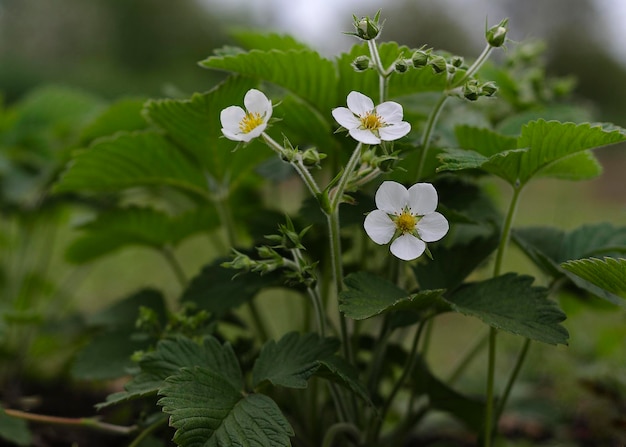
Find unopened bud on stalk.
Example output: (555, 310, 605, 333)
(428, 54, 447, 74)
(480, 81, 498, 97)
(352, 10, 382, 40)
(394, 59, 409, 73)
(463, 80, 481, 101)
(352, 55, 371, 71)
(411, 48, 430, 68)
(451, 56, 464, 68)
(301, 147, 326, 167)
(486, 18, 509, 48)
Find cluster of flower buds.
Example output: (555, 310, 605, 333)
(279, 137, 326, 168)
(361, 147, 399, 173)
(223, 218, 318, 287)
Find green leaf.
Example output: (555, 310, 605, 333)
(454, 124, 518, 157)
(159, 367, 293, 447)
(561, 257, 626, 305)
(513, 223, 626, 275)
(413, 233, 500, 291)
(252, 332, 339, 389)
(53, 131, 209, 199)
(440, 120, 626, 186)
(444, 274, 569, 345)
(98, 335, 240, 409)
(182, 261, 283, 319)
(144, 76, 270, 187)
(200, 49, 338, 114)
(339, 271, 447, 320)
(65, 206, 219, 263)
(316, 356, 372, 405)
(79, 97, 148, 145)
(0, 409, 32, 447)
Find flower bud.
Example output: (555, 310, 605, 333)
(352, 55, 371, 71)
(411, 49, 430, 68)
(352, 11, 382, 40)
(486, 18, 509, 48)
(394, 59, 409, 73)
(451, 55, 464, 68)
(463, 80, 481, 101)
(428, 55, 447, 74)
(301, 147, 326, 167)
(480, 81, 498, 97)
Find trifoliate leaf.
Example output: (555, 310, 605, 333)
(339, 271, 447, 320)
(454, 124, 517, 157)
(79, 97, 148, 145)
(97, 335, 240, 409)
(159, 367, 293, 447)
(252, 332, 339, 389)
(561, 257, 626, 305)
(444, 273, 569, 345)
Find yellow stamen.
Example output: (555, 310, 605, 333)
(395, 210, 417, 234)
(239, 112, 264, 134)
(360, 111, 384, 131)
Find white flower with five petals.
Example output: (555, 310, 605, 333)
(220, 89, 273, 142)
(364, 181, 449, 261)
(332, 91, 411, 145)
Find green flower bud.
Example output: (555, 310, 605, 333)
(480, 81, 498, 97)
(486, 18, 509, 48)
(463, 80, 481, 101)
(428, 55, 447, 74)
(394, 59, 409, 73)
(451, 55, 464, 68)
(352, 55, 371, 71)
(352, 11, 382, 40)
(301, 147, 326, 167)
(411, 49, 430, 68)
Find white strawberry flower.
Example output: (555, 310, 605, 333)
(364, 181, 449, 261)
(332, 91, 411, 145)
(220, 89, 273, 142)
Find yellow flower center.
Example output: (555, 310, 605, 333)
(360, 111, 384, 131)
(395, 210, 417, 234)
(239, 112, 264, 134)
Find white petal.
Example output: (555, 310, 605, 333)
(240, 123, 267, 142)
(221, 128, 245, 141)
(332, 107, 360, 130)
(346, 91, 374, 116)
(376, 101, 404, 124)
(379, 122, 411, 141)
(244, 89, 272, 120)
(375, 181, 408, 214)
(220, 106, 246, 133)
(364, 210, 396, 244)
(417, 212, 449, 242)
(390, 234, 426, 261)
(407, 183, 438, 215)
(349, 128, 380, 145)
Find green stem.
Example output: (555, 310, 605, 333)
(321, 422, 361, 447)
(415, 94, 449, 181)
(454, 44, 493, 88)
(367, 39, 389, 103)
(484, 326, 498, 447)
(213, 188, 237, 250)
(306, 286, 326, 336)
(330, 143, 363, 211)
(484, 185, 523, 446)
(128, 416, 168, 447)
(262, 133, 322, 198)
(496, 338, 531, 419)
(3, 408, 136, 435)
(371, 319, 427, 441)
(446, 330, 490, 385)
